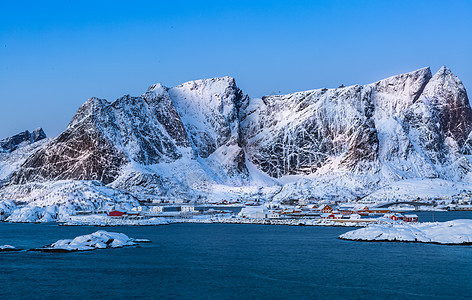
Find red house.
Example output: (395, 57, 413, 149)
(403, 214, 418, 222)
(109, 210, 125, 217)
(384, 213, 403, 221)
(319, 205, 333, 213)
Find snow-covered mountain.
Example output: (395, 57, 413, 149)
(1, 66, 472, 221)
(0, 128, 46, 153)
(0, 128, 48, 186)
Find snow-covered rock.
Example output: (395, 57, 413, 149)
(0, 245, 21, 252)
(0, 128, 46, 153)
(32, 230, 149, 252)
(0, 200, 16, 221)
(339, 219, 472, 244)
(0, 128, 46, 189)
(0, 180, 139, 222)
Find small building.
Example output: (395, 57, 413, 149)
(109, 210, 125, 217)
(307, 204, 318, 210)
(150, 206, 163, 213)
(349, 213, 361, 220)
(321, 213, 334, 219)
(384, 213, 404, 221)
(368, 208, 390, 215)
(454, 205, 472, 211)
(238, 206, 270, 219)
(318, 204, 333, 213)
(181, 205, 195, 213)
(403, 214, 418, 222)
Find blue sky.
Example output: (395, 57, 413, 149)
(1, 0, 471, 138)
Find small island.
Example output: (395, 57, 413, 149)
(339, 219, 472, 245)
(30, 231, 150, 252)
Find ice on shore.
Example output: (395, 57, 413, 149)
(339, 219, 472, 245)
(33, 230, 149, 252)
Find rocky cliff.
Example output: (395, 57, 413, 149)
(0, 128, 46, 153)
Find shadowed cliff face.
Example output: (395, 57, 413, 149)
(9, 127, 127, 185)
(5, 67, 472, 189)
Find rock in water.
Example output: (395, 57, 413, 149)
(31, 230, 149, 252)
(0, 245, 21, 252)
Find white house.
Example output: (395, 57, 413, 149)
(150, 206, 164, 213)
(181, 205, 195, 213)
(238, 206, 270, 219)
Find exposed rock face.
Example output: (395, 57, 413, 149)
(242, 85, 380, 177)
(9, 77, 249, 185)
(167, 77, 249, 161)
(242, 67, 472, 181)
(0, 128, 46, 153)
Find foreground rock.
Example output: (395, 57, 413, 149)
(339, 219, 472, 245)
(0, 245, 21, 252)
(30, 230, 150, 252)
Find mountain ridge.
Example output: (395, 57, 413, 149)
(1, 66, 471, 212)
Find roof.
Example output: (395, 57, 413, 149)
(239, 206, 269, 214)
(404, 214, 418, 218)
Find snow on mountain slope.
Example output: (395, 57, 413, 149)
(0, 138, 50, 182)
(1, 66, 472, 220)
(1, 180, 139, 222)
(167, 76, 249, 177)
(361, 178, 472, 203)
(242, 67, 472, 185)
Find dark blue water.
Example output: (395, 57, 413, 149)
(1, 212, 472, 299)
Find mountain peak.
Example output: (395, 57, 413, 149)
(0, 128, 47, 153)
(147, 83, 169, 93)
(32, 128, 46, 142)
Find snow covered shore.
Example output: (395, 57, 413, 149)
(62, 215, 169, 226)
(58, 216, 374, 227)
(339, 219, 472, 245)
(30, 231, 150, 252)
(172, 217, 376, 227)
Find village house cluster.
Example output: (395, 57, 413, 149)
(237, 202, 419, 223)
(71, 190, 472, 223)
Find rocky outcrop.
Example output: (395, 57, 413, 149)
(0, 128, 46, 153)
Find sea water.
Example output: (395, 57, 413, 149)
(1, 211, 472, 299)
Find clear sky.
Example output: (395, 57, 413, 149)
(1, 0, 471, 138)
